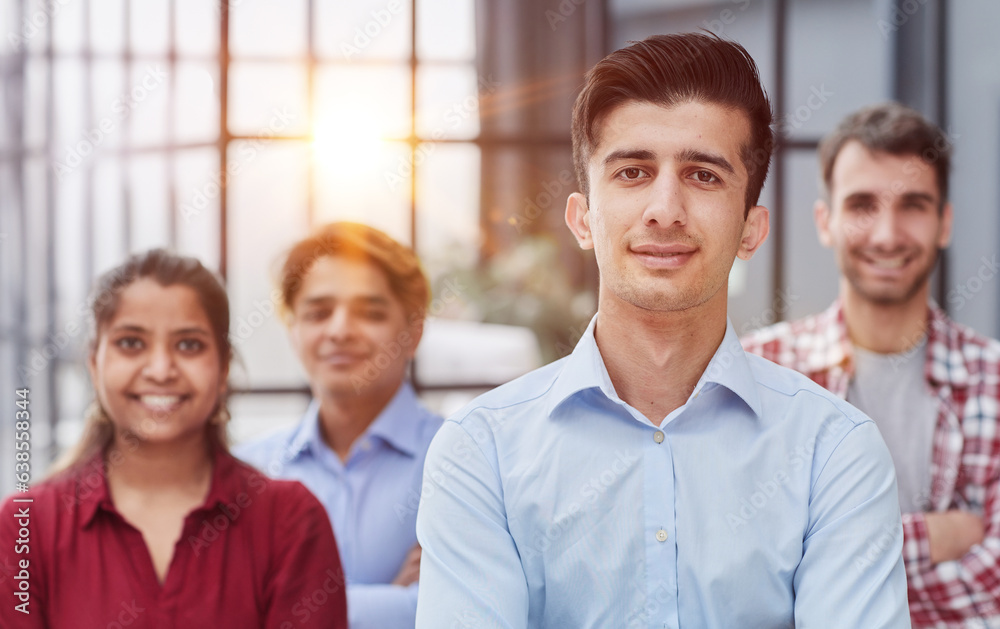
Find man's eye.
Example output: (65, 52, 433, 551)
(619, 167, 647, 180)
(302, 309, 329, 322)
(694, 170, 718, 183)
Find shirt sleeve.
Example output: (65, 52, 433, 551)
(900, 511, 933, 574)
(792, 421, 911, 628)
(347, 583, 417, 629)
(902, 475, 1000, 620)
(263, 482, 348, 629)
(0, 494, 47, 629)
(415, 420, 529, 628)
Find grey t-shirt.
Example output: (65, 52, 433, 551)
(847, 338, 937, 514)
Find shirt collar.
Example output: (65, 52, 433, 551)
(287, 382, 426, 460)
(544, 315, 616, 417)
(926, 300, 970, 387)
(77, 455, 113, 529)
(79, 444, 240, 529)
(804, 299, 853, 376)
(545, 314, 762, 420)
(365, 382, 426, 457)
(817, 298, 968, 388)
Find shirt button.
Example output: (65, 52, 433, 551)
(656, 529, 668, 542)
(653, 431, 665, 444)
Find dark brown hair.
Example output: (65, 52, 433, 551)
(279, 222, 429, 324)
(571, 32, 774, 212)
(818, 102, 951, 205)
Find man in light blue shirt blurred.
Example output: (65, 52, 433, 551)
(415, 33, 910, 628)
(238, 223, 442, 629)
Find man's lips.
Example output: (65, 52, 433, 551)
(857, 251, 914, 273)
(631, 243, 697, 269)
(318, 352, 367, 366)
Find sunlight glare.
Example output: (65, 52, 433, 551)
(311, 107, 389, 173)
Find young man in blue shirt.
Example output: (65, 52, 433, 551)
(415, 33, 910, 627)
(238, 222, 442, 629)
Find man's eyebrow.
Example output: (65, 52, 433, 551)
(301, 295, 391, 306)
(843, 192, 877, 203)
(676, 149, 736, 176)
(602, 149, 656, 167)
(900, 191, 937, 204)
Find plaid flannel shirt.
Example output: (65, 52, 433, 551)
(741, 300, 1000, 628)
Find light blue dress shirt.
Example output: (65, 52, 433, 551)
(237, 382, 442, 629)
(415, 316, 910, 628)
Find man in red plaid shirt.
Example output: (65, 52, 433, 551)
(742, 102, 1000, 627)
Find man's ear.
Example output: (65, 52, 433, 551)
(814, 198, 834, 248)
(565, 192, 594, 250)
(938, 201, 954, 248)
(405, 319, 424, 361)
(737, 205, 770, 260)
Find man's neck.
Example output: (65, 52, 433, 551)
(841, 282, 930, 354)
(595, 295, 727, 426)
(316, 382, 402, 462)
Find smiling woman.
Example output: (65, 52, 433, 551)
(0, 250, 348, 629)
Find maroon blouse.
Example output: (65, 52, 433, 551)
(0, 448, 347, 628)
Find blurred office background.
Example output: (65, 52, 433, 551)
(2, 0, 998, 493)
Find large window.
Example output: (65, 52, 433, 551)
(0, 0, 486, 487)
